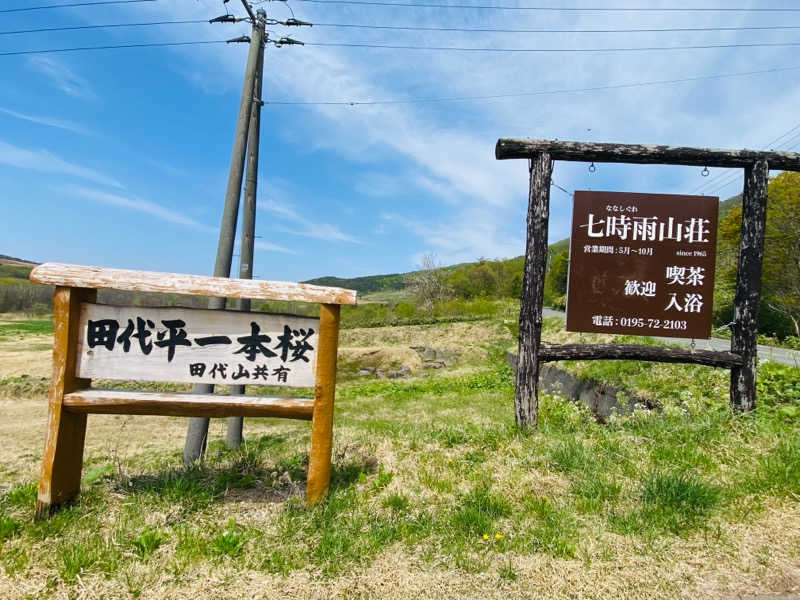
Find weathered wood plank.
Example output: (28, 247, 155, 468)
(63, 389, 313, 419)
(75, 303, 319, 388)
(515, 152, 553, 429)
(36, 286, 96, 520)
(731, 159, 769, 411)
(495, 139, 800, 170)
(29, 263, 358, 305)
(306, 303, 341, 504)
(539, 343, 742, 368)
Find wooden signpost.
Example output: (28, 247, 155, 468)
(495, 139, 800, 427)
(29, 263, 357, 519)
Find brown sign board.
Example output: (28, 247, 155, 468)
(566, 190, 718, 339)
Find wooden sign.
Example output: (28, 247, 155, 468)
(76, 304, 318, 387)
(566, 190, 718, 339)
(28, 262, 357, 519)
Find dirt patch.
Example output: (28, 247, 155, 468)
(339, 346, 424, 371)
(0, 333, 52, 379)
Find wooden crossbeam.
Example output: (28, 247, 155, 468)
(495, 138, 800, 170)
(539, 343, 743, 368)
(63, 389, 314, 420)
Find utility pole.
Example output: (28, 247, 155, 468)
(183, 3, 265, 464)
(226, 18, 265, 450)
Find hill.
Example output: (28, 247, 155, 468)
(0, 255, 37, 280)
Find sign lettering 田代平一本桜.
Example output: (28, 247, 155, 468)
(566, 190, 718, 339)
(76, 304, 318, 387)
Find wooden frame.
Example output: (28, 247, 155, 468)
(496, 138, 800, 426)
(29, 263, 356, 518)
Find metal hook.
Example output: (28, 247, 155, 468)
(701, 166, 710, 177)
(588, 162, 596, 173)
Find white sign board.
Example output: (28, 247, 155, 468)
(76, 304, 319, 387)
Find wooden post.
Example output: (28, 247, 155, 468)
(306, 303, 341, 504)
(731, 159, 769, 411)
(35, 286, 96, 519)
(515, 152, 553, 428)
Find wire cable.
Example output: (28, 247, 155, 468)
(310, 23, 800, 35)
(0, 40, 226, 57)
(286, 0, 800, 12)
(264, 64, 800, 105)
(0, 0, 156, 13)
(305, 40, 800, 52)
(692, 122, 800, 193)
(10, 20, 800, 37)
(0, 20, 208, 36)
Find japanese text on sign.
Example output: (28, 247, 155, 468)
(566, 191, 718, 339)
(76, 304, 319, 387)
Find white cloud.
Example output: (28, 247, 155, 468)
(0, 106, 94, 136)
(258, 182, 364, 244)
(58, 184, 293, 253)
(0, 139, 123, 189)
(27, 55, 97, 100)
(59, 184, 216, 231)
(382, 209, 525, 263)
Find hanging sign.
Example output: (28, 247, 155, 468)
(566, 190, 718, 339)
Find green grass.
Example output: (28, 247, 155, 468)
(1, 316, 799, 596)
(0, 318, 52, 337)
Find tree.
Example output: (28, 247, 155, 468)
(763, 172, 800, 336)
(406, 253, 449, 314)
(715, 172, 800, 337)
(547, 249, 569, 296)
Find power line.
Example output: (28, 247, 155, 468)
(10, 20, 800, 37)
(692, 122, 800, 194)
(305, 40, 800, 52)
(310, 23, 800, 35)
(0, 0, 156, 13)
(264, 64, 800, 105)
(0, 40, 226, 57)
(287, 0, 800, 12)
(9, 38, 800, 57)
(0, 20, 207, 36)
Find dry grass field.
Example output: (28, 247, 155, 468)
(1, 313, 799, 599)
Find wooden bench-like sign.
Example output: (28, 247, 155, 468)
(29, 263, 357, 519)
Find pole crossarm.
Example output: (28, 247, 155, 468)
(495, 138, 800, 170)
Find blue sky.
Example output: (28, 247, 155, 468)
(2, 0, 800, 281)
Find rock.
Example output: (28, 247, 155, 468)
(424, 360, 445, 369)
(505, 351, 659, 421)
(385, 365, 410, 378)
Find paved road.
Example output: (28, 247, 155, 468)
(541, 308, 800, 367)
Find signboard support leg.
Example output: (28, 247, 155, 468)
(730, 159, 769, 411)
(515, 152, 553, 428)
(306, 303, 341, 504)
(35, 286, 96, 520)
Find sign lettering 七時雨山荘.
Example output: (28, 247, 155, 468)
(566, 190, 718, 339)
(76, 304, 318, 387)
